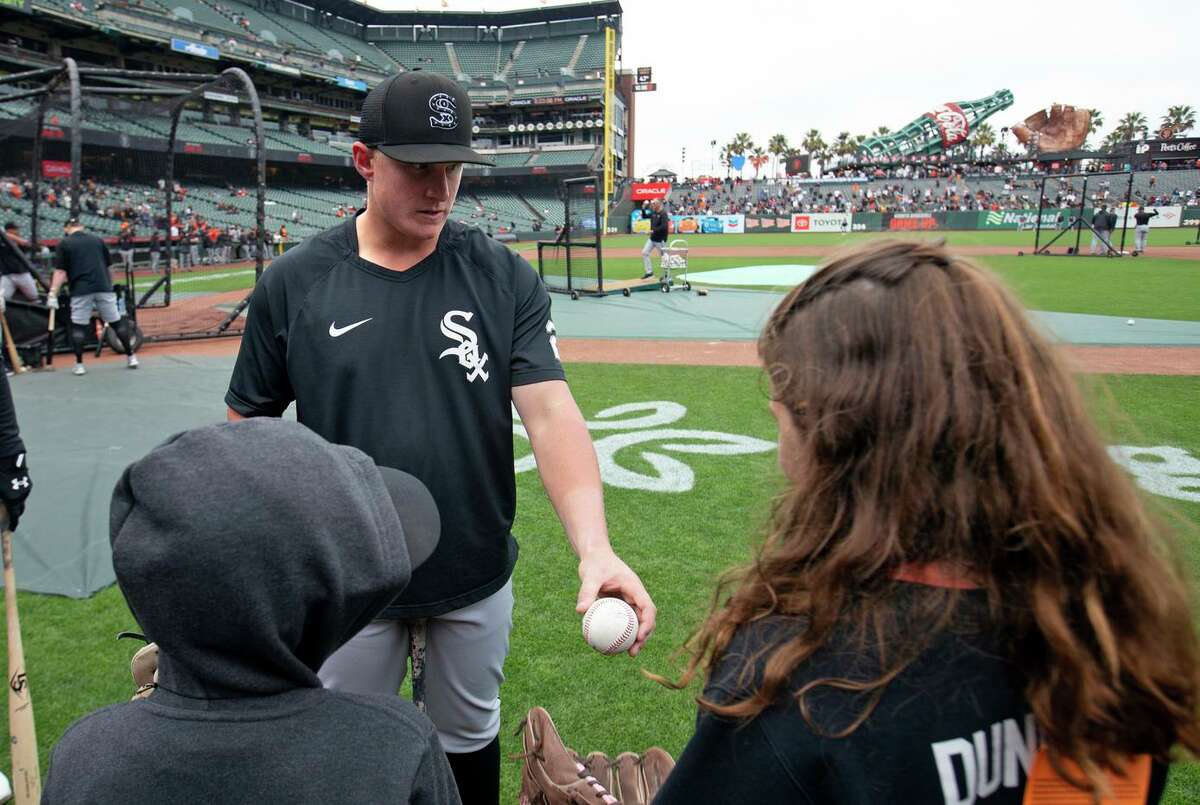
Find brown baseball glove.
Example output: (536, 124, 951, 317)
(1012, 104, 1092, 153)
(517, 707, 675, 805)
(130, 642, 159, 700)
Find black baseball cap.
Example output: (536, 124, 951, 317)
(358, 71, 494, 166)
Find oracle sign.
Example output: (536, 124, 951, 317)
(925, 103, 970, 148)
(631, 182, 671, 201)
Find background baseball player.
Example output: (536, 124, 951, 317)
(47, 218, 140, 375)
(641, 199, 669, 279)
(225, 71, 655, 805)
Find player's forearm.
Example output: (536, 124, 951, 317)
(522, 398, 612, 558)
(49, 269, 67, 295)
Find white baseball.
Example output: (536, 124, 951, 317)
(582, 597, 639, 655)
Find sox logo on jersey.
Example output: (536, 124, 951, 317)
(439, 310, 490, 383)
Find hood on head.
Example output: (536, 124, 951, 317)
(110, 419, 433, 698)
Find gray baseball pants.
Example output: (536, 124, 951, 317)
(318, 578, 513, 754)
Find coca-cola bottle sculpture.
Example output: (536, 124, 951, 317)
(859, 89, 1014, 159)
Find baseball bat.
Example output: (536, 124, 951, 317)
(2, 504, 39, 805)
(44, 307, 54, 368)
(0, 312, 25, 375)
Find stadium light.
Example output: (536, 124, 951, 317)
(508, 124, 516, 133)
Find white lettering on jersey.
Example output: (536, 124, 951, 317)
(328, 318, 373, 338)
(546, 320, 560, 360)
(931, 714, 1038, 804)
(439, 310, 490, 383)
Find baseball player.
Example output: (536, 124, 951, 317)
(641, 199, 669, 279)
(47, 219, 140, 375)
(1, 222, 40, 306)
(225, 71, 655, 805)
(1132, 205, 1159, 255)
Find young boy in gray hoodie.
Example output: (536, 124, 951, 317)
(42, 418, 459, 804)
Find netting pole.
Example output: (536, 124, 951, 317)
(1034, 174, 1046, 253)
(65, 58, 81, 224)
(563, 181, 572, 292)
(1075, 176, 1088, 256)
(1117, 170, 1133, 255)
(211, 67, 265, 330)
(593, 174, 603, 291)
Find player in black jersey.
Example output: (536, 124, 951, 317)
(226, 71, 655, 804)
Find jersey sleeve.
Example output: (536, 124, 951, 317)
(0, 370, 26, 458)
(509, 253, 565, 387)
(225, 278, 295, 417)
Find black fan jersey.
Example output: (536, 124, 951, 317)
(226, 215, 564, 617)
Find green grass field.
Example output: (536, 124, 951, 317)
(4, 364, 1199, 801)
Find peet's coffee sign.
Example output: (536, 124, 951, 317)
(1136, 137, 1200, 160)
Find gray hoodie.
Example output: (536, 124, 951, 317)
(43, 419, 459, 804)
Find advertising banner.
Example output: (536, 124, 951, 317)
(171, 37, 219, 60)
(978, 210, 1066, 230)
(335, 76, 368, 92)
(744, 215, 793, 232)
(630, 213, 651, 234)
(1112, 205, 1182, 229)
(41, 160, 71, 179)
(885, 212, 939, 231)
(696, 214, 745, 234)
(1134, 138, 1200, 161)
(791, 213, 852, 233)
(1183, 207, 1200, 228)
(670, 215, 701, 235)
(630, 182, 671, 201)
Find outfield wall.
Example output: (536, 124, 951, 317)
(629, 206, 1200, 234)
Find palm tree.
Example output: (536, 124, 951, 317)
(871, 125, 891, 138)
(993, 142, 1009, 159)
(750, 146, 769, 178)
(970, 123, 995, 160)
(767, 133, 789, 178)
(802, 129, 826, 173)
(1114, 112, 1148, 141)
(1087, 109, 1104, 137)
(718, 144, 733, 178)
(833, 131, 855, 159)
(729, 132, 754, 178)
(1162, 105, 1196, 134)
(1101, 130, 1124, 153)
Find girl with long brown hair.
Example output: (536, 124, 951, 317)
(652, 240, 1200, 804)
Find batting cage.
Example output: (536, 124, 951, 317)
(0, 58, 266, 359)
(1030, 170, 1134, 258)
(537, 175, 604, 299)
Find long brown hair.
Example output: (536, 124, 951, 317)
(666, 240, 1200, 793)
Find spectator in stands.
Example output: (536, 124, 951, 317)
(117, 227, 136, 274)
(277, 223, 288, 256)
(148, 232, 161, 274)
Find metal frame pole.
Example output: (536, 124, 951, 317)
(1117, 170, 1133, 255)
(1034, 174, 1046, 254)
(1075, 176, 1088, 256)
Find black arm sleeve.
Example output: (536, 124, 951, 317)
(225, 279, 294, 417)
(0, 369, 26, 458)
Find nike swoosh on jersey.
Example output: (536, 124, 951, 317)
(328, 318, 373, 337)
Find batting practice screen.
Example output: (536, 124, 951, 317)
(537, 175, 604, 296)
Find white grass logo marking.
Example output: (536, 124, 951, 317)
(513, 401, 775, 492)
(1108, 446, 1200, 503)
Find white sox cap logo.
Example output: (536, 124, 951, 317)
(439, 310, 489, 382)
(428, 93, 458, 130)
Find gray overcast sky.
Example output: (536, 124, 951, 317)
(371, 0, 1198, 177)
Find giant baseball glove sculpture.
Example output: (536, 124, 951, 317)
(1012, 104, 1092, 153)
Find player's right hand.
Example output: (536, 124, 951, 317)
(0, 452, 31, 531)
(46, 295, 59, 310)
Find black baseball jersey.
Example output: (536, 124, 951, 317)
(226, 216, 565, 617)
(56, 231, 114, 295)
(655, 587, 1168, 804)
